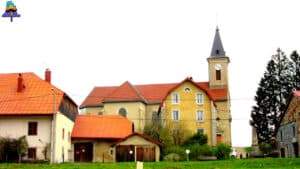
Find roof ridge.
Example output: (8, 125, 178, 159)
(126, 81, 148, 103)
(103, 81, 147, 103)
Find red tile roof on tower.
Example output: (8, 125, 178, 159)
(71, 115, 133, 139)
(80, 77, 228, 108)
(0, 72, 75, 115)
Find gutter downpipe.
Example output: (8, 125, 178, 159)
(50, 88, 57, 164)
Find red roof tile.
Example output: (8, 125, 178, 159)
(80, 78, 228, 108)
(103, 81, 147, 103)
(0, 73, 66, 115)
(71, 115, 132, 139)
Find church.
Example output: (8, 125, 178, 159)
(80, 27, 231, 146)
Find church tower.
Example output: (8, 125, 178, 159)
(208, 27, 232, 145)
(207, 27, 230, 89)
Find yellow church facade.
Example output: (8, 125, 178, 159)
(80, 28, 231, 146)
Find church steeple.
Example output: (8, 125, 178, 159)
(210, 27, 226, 57)
(207, 26, 230, 89)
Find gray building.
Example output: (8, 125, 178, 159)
(277, 122, 298, 157)
(276, 91, 300, 158)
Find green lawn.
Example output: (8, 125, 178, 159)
(1, 158, 300, 169)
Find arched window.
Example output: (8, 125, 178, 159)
(118, 108, 127, 117)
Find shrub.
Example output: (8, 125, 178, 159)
(164, 146, 185, 160)
(213, 143, 232, 160)
(0, 136, 28, 163)
(163, 153, 181, 161)
(187, 144, 213, 160)
(259, 142, 272, 155)
(184, 133, 208, 146)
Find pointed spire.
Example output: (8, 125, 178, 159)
(210, 26, 226, 57)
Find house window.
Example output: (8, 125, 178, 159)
(216, 70, 221, 80)
(118, 108, 127, 117)
(196, 110, 204, 122)
(28, 122, 38, 136)
(172, 110, 180, 121)
(28, 148, 36, 159)
(172, 93, 180, 104)
(293, 126, 296, 137)
(196, 93, 204, 104)
(197, 128, 204, 134)
(62, 128, 65, 140)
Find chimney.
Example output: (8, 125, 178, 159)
(45, 68, 51, 83)
(17, 73, 24, 92)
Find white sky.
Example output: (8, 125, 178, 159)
(1, 0, 300, 147)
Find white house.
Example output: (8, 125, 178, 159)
(0, 69, 78, 163)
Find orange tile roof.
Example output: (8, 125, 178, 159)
(80, 77, 228, 108)
(71, 115, 133, 139)
(113, 132, 162, 146)
(0, 72, 68, 115)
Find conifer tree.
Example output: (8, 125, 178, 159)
(290, 50, 300, 89)
(250, 48, 294, 143)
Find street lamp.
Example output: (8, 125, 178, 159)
(185, 149, 190, 161)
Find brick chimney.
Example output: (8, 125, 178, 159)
(17, 73, 24, 92)
(45, 68, 51, 83)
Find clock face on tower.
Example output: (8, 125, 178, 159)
(214, 64, 222, 70)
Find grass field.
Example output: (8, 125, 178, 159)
(0, 158, 300, 169)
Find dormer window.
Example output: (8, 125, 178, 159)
(172, 93, 180, 104)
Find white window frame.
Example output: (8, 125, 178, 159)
(172, 110, 180, 121)
(196, 110, 204, 122)
(172, 93, 180, 104)
(196, 93, 204, 105)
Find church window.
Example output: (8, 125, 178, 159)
(118, 108, 127, 117)
(216, 70, 221, 80)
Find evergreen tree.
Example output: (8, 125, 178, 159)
(290, 50, 300, 89)
(250, 48, 294, 143)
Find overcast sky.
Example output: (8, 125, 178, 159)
(1, 0, 300, 146)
